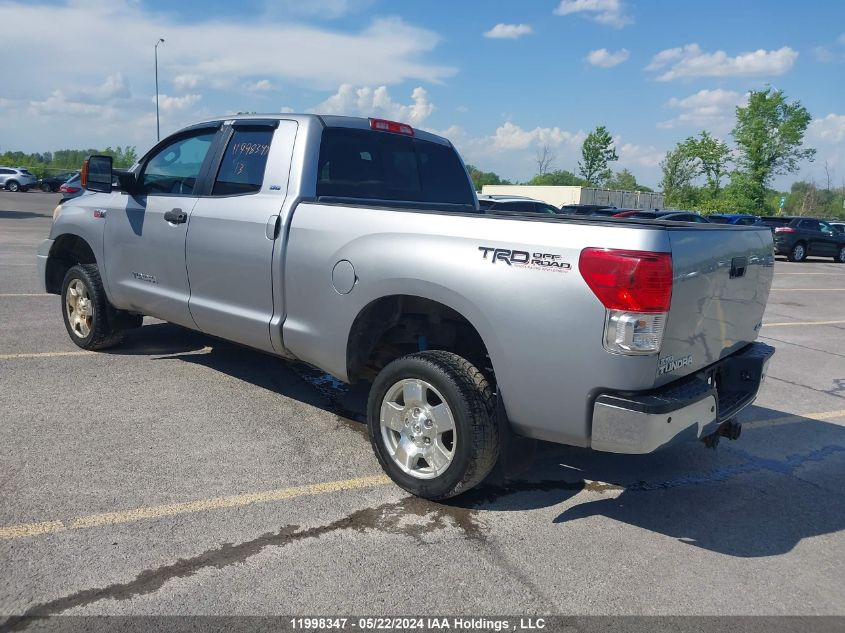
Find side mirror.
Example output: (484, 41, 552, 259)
(82, 155, 113, 194)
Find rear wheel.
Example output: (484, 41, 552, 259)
(836, 245, 845, 264)
(61, 264, 124, 350)
(41, 183, 52, 192)
(367, 351, 499, 499)
(788, 242, 806, 262)
(6, 180, 19, 192)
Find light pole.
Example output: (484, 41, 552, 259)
(154, 38, 165, 142)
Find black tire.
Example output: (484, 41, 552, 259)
(61, 264, 124, 350)
(367, 351, 499, 500)
(788, 242, 806, 262)
(836, 246, 845, 264)
(41, 183, 52, 192)
(6, 180, 19, 192)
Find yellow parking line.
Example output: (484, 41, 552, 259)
(745, 409, 845, 429)
(0, 350, 94, 360)
(1, 475, 391, 540)
(0, 520, 66, 540)
(763, 320, 845, 327)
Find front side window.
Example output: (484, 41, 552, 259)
(139, 131, 216, 196)
(317, 128, 474, 206)
(213, 128, 274, 196)
(820, 221, 833, 235)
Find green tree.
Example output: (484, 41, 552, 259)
(578, 126, 617, 186)
(659, 142, 699, 207)
(732, 88, 815, 211)
(605, 168, 652, 191)
(528, 169, 586, 186)
(465, 164, 511, 192)
(684, 131, 731, 197)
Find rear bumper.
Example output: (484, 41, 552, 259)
(590, 342, 774, 453)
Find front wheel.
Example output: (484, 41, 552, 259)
(61, 264, 124, 350)
(836, 246, 845, 264)
(367, 351, 499, 500)
(788, 242, 806, 262)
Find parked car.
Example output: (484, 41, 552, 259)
(58, 173, 85, 200)
(0, 167, 37, 192)
(38, 114, 775, 499)
(613, 210, 710, 223)
(559, 204, 617, 215)
(707, 213, 758, 225)
(37, 171, 78, 192)
(477, 195, 559, 214)
(756, 216, 845, 263)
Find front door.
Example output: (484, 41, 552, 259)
(103, 128, 218, 328)
(186, 120, 297, 352)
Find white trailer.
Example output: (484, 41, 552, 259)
(480, 185, 664, 210)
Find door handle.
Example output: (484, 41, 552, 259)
(164, 209, 187, 224)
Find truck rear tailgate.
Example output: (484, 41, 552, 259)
(656, 226, 774, 386)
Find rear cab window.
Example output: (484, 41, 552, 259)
(213, 127, 274, 196)
(316, 127, 474, 208)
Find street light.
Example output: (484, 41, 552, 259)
(154, 38, 165, 142)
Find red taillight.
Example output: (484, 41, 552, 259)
(579, 248, 673, 313)
(60, 185, 80, 193)
(369, 118, 414, 136)
(774, 227, 795, 233)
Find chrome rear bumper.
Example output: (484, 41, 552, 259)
(590, 342, 774, 454)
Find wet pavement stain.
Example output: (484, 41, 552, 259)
(1, 498, 483, 629)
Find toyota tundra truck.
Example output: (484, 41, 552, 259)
(37, 115, 775, 499)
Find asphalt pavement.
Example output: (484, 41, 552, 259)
(1, 191, 843, 623)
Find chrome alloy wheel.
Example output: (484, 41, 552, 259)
(65, 278, 93, 338)
(379, 378, 456, 480)
(793, 244, 805, 261)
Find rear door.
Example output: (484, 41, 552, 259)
(798, 219, 827, 255)
(103, 127, 218, 327)
(657, 226, 774, 386)
(186, 119, 297, 353)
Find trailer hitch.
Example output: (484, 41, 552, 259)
(701, 418, 742, 449)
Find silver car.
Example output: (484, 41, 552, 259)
(0, 167, 37, 192)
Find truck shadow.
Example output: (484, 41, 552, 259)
(458, 404, 845, 558)
(121, 324, 845, 559)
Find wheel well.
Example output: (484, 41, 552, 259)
(346, 295, 492, 385)
(45, 234, 96, 294)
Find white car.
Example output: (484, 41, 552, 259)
(0, 167, 37, 192)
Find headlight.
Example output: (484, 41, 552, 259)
(52, 204, 63, 220)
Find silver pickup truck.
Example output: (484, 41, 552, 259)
(37, 114, 775, 499)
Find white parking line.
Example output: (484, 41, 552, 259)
(763, 320, 845, 327)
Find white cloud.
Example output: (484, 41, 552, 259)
(554, 0, 631, 28)
(809, 113, 845, 144)
(245, 79, 274, 92)
(657, 88, 745, 130)
(617, 141, 663, 168)
(487, 122, 585, 151)
(585, 48, 630, 68)
(268, 0, 374, 19)
(280, 106, 295, 113)
(94, 73, 131, 99)
(483, 23, 533, 39)
(173, 73, 201, 91)
(29, 91, 108, 116)
(646, 44, 798, 81)
(308, 84, 434, 125)
(154, 94, 202, 112)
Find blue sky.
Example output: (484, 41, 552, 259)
(2, 0, 844, 189)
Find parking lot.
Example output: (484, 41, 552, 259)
(1, 191, 844, 621)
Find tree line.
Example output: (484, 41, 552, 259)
(468, 88, 842, 219)
(0, 146, 138, 179)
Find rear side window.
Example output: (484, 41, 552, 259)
(491, 201, 536, 213)
(213, 128, 273, 196)
(800, 219, 821, 232)
(316, 128, 473, 206)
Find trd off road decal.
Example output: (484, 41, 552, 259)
(657, 354, 693, 376)
(478, 247, 571, 272)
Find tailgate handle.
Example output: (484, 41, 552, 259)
(730, 256, 748, 278)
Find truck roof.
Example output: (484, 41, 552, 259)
(179, 113, 452, 146)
